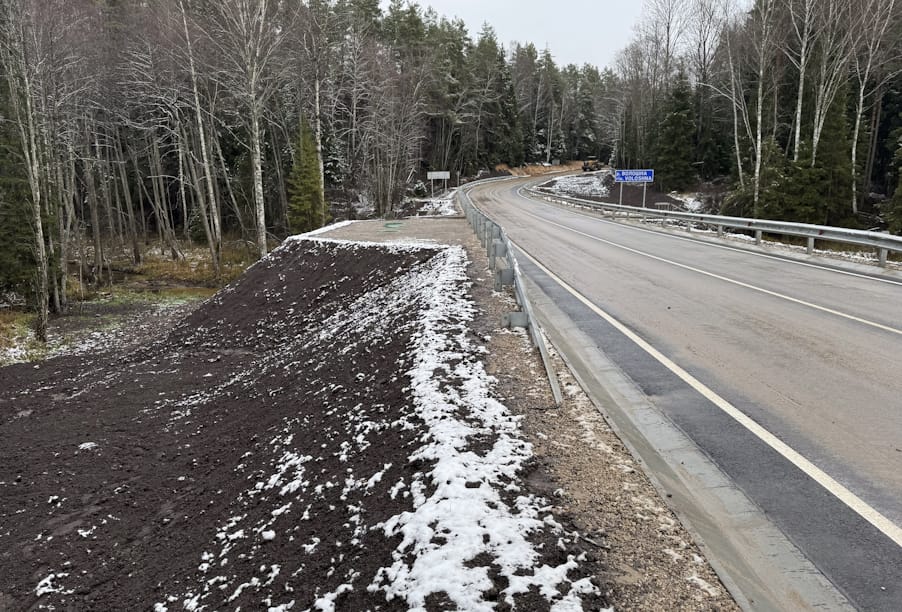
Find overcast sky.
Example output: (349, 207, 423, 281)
(383, 1, 645, 70)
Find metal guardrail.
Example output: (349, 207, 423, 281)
(458, 188, 563, 406)
(529, 188, 902, 268)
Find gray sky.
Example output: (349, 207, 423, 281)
(385, 1, 644, 70)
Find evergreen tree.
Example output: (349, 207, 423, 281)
(287, 116, 326, 234)
(885, 129, 902, 234)
(654, 73, 696, 193)
(0, 78, 35, 300)
(497, 56, 524, 165)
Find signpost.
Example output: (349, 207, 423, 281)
(614, 169, 654, 207)
(427, 170, 451, 197)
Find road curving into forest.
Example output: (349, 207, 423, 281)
(466, 175, 902, 611)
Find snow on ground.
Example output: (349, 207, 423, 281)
(411, 189, 459, 216)
(539, 173, 610, 199)
(300, 219, 359, 237)
(666, 224, 890, 265)
(671, 192, 704, 212)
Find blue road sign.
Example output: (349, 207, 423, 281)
(615, 169, 654, 183)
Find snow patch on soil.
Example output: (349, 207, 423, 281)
(367, 245, 595, 610)
(539, 173, 610, 198)
(299, 220, 358, 237)
(411, 189, 459, 216)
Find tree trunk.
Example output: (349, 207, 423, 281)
(863, 92, 883, 202)
(83, 143, 104, 282)
(753, 65, 765, 216)
(183, 126, 218, 269)
(251, 107, 268, 258)
(180, 0, 222, 271)
(115, 135, 141, 264)
(314, 75, 326, 224)
(850, 80, 869, 216)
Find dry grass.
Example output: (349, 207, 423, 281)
(0, 309, 32, 352)
(134, 243, 254, 286)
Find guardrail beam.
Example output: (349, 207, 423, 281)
(459, 186, 564, 405)
(527, 188, 902, 267)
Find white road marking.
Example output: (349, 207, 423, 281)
(514, 243, 902, 549)
(518, 186, 902, 288)
(515, 207, 902, 337)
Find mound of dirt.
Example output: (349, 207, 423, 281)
(496, 162, 583, 177)
(0, 238, 604, 611)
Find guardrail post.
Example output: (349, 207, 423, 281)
(807, 237, 815, 255)
(494, 267, 514, 291)
(717, 225, 724, 238)
(490, 240, 507, 270)
(489, 225, 501, 257)
(484, 221, 495, 252)
(755, 230, 763, 245)
(502, 311, 529, 329)
(879, 248, 888, 268)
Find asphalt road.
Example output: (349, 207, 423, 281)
(467, 176, 902, 610)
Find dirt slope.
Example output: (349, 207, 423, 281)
(0, 239, 603, 611)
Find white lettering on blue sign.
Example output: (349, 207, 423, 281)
(614, 169, 654, 183)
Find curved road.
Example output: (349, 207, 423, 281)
(468, 176, 902, 610)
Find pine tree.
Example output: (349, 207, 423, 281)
(287, 116, 326, 234)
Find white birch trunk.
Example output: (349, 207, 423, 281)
(179, 0, 221, 274)
(251, 107, 268, 257)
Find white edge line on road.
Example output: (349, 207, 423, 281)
(517, 208, 902, 337)
(514, 241, 902, 549)
(518, 186, 902, 288)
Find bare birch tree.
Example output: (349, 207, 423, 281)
(208, 0, 291, 258)
(0, 0, 96, 337)
(781, 0, 818, 162)
(749, 0, 781, 213)
(808, 0, 856, 166)
(0, 1, 50, 339)
(177, 0, 222, 274)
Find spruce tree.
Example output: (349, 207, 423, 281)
(0, 79, 34, 300)
(886, 132, 902, 234)
(287, 116, 326, 234)
(654, 73, 696, 193)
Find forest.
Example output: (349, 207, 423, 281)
(2, 0, 902, 339)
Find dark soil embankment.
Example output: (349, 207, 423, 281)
(0, 238, 603, 611)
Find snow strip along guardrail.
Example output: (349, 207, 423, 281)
(528, 188, 902, 268)
(458, 187, 564, 407)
